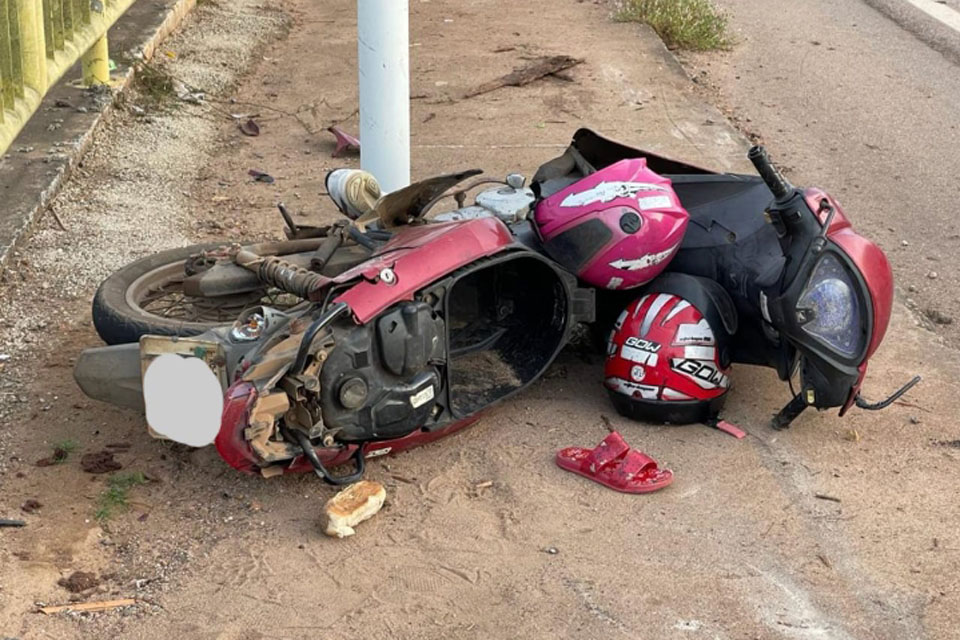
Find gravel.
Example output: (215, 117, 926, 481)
(0, 1, 288, 479)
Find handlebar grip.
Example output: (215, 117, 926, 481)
(748, 146, 793, 202)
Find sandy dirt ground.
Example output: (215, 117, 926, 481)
(0, 1, 958, 639)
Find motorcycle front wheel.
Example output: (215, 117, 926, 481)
(92, 243, 298, 345)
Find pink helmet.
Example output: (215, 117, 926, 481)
(533, 158, 689, 290)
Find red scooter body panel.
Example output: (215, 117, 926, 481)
(215, 379, 483, 475)
(330, 217, 515, 323)
(805, 188, 894, 413)
(217, 217, 514, 475)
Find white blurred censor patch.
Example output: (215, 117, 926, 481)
(143, 353, 224, 447)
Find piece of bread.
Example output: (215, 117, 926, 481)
(323, 480, 386, 538)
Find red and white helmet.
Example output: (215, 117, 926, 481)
(605, 293, 731, 424)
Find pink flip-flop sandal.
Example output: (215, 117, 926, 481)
(556, 431, 673, 494)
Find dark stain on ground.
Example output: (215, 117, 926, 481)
(58, 571, 99, 593)
(35, 447, 69, 467)
(80, 450, 123, 474)
(21, 499, 42, 513)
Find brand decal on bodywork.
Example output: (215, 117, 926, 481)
(409, 385, 435, 408)
(609, 242, 680, 272)
(560, 181, 669, 207)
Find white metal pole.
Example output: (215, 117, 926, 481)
(358, 0, 411, 193)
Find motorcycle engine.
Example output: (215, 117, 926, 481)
(319, 301, 445, 442)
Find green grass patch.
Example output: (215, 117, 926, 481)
(614, 0, 730, 51)
(52, 439, 78, 464)
(94, 472, 148, 522)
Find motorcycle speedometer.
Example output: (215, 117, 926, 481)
(796, 253, 864, 357)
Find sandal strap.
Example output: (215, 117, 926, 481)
(618, 449, 657, 479)
(585, 431, 630, 473)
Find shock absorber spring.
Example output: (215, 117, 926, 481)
(235, 249, 327, 298)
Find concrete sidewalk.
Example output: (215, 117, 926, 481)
(0, 1, 955, 639)
(0, 0, 196, 272)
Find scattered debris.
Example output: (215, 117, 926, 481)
(39, 598, 136, 615)
(0, 518, 27, 527)
(248, 169, 275, 184)
(239, 118, 261, 137)
(814, 493, 841, 503)
(927, 271, 938, 279)
(327, 125, 360, 157)
(844, 428, 861, 442)
(543, 546, 559, 555)
(35, 441, 76, 466)
(324, 480, 386, 538)
(58, 571, 99, 593)
(933, 439, 960, 449)
(81, 450, 123, 474)
(713, 419, 747, 439)
(21, 499, 42, 514)
(924, 308, 953, 325)
(422, 112, 436, 123)
(462, 55, 584, 99)
(817, 553, 832, 569)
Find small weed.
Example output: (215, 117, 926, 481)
(94, 472, 148, 522)
(614, 0, 730, 51)
(134, 62, 177, 107)
(52, 439, 78, 464)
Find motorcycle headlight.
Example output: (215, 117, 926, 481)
(796, 253, 864, 358)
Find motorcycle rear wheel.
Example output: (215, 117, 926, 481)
(92, 244, 296, 345)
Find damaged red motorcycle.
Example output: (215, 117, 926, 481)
(74, 129, 918, 483)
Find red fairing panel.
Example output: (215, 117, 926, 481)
(806, 189, 894, 413)
(331, 218, 515, 323)
(215, 377, 482, 474)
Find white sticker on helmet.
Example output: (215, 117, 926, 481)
(608, 242, 680, 273)
(683, 346, 716, 360)
(664, 299, 691, 322)
(605, 377, 659, 399)
(615, 310, 629, 329)
(670, 358, 729, 390)
(675, 319, 715, 345)
(606, 276, 624, 290)
(641, 293, 675, 337)
(620, 344, 659, 366)
(630, 365, 646, 382)
(560, 181, 668, 207)
(661, 388, 694, 401)
(637, 195, 673, 211)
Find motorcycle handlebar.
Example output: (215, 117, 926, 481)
(748, 146, 794, 202)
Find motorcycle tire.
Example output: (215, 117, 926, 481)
(92, 243, 240, 345)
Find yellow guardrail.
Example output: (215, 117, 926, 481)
(0, 0, 134, 156)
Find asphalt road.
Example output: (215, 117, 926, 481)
(682, 0, 960, 348)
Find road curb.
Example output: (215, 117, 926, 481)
(0, 0, 198, 274)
